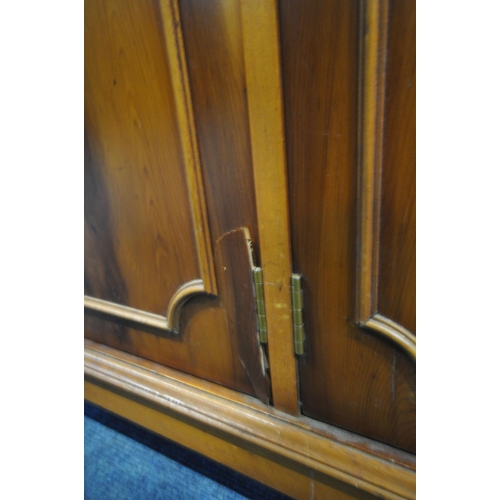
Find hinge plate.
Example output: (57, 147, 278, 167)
(253, 267, 268, 344)
(291, 274, 305, 355)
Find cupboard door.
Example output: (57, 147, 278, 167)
(280, 0, 416, 453)
(85, 0, 416, 454)
(84, 0, 269, 403)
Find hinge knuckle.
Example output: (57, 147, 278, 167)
(291, 274, 305, 355)
(253, 269, 304, 352)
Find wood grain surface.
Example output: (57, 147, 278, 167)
(178, 0, 261, 260)
(85, 0, 269, 403)
(280, 0, 415, 452)
(85, 0, 199, 314)
(377, 0, 416, 335)
(85, 0, 416, 456)
(84, 223, 270, 402)
(158, 0, 218, 295)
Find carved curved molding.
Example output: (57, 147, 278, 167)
(84, 279, 205, 334)
(165, 279, 206, 333)
(362, 313, 416, 361)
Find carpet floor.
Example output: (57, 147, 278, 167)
(85, 401, 291, 499)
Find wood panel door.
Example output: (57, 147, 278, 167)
(84, 0, 271, 404)
(85, 0, 416, 455)
(280, 0, 416, 453)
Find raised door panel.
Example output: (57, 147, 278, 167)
(280, 0, 415, 453)
(84, 0, 208, 322)
(84, 0, 269, 403)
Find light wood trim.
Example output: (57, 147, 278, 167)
(357, 0, 388, 324)
(158, 0, 217, 295)
(85, 341, 415, 500)
(364, 314, 416, 360)
(84, 279, 204, 334)
(165, 279, 206, 333)
(240, 0, 298, 415)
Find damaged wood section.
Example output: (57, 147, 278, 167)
(214, 227, 270, 405)
(85, 225, 270, 404)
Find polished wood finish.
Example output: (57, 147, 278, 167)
(84, 221, 269, 402)
(85, 0, 416, 490)
(280, 0, 415, 452)
(84, 0, 218, 332)
(240, 0, 298, 415)
(85, 0, 200, 314)
(85, 0, 270, 402)
(85, 340, 415, 500)
(377, 0, 416, 335)
(158, 0, 217, 295)
(178, 0, 261, 256)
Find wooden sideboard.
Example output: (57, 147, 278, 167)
(84, 0, 416, 498)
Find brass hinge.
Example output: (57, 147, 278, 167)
(253, 267, 268, 344)
(291, 274, 305, 355)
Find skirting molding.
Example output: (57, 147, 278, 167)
(84, 340, 416, 500)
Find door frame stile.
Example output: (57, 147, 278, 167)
(240, 0, 299, 415)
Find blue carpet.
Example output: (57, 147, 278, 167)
(85, 402, 291, 500)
